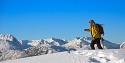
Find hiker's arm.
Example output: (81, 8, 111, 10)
(84, 28, 91, 32)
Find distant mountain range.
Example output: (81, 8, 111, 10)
(0, 34, 120, 51)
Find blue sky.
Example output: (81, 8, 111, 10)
(0, 0, 125, 43)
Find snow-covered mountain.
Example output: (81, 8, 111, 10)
(28, 36, 120, 50)
(120, 42, 125, 49)
(44, 38, 68, 46)
(28, 38, 68, 52)
(0, 34, 121, 62)
(28, 39, 48, 46)
(24, 46, 55, 56)
(0, 34, 119, 51)
(28, 38, 68, 47)
(63, 37, 120, 50)
(0, 34, 22, 50)
(19, 40, 31, 49)
(0, 34, 120, 52)
(63, 37, 90, 50)
(102, 39, 120, 49)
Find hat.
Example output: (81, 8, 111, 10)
(89, 20, 95, 23)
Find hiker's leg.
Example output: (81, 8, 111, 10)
(90, 39, 96, 50)
(96, 38, 103, 49)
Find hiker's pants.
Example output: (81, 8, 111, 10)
(90, 38, 103, 49)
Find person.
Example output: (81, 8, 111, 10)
(84, 20, 103, 49)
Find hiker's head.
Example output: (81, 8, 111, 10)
(89, 20, 95, 26)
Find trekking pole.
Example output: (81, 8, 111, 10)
(101, 37, 104, 49)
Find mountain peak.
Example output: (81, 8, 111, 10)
(0, 34, 17, 41)
(0, 34, 22, 50)
(51, 37, 56, 40)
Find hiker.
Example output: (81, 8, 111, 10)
(84, 20, 103, 49)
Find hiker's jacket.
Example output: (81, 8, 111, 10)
(85, 24, 101, 38)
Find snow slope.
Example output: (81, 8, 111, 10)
(0, 50, 28, 61)
(1, 49, 125, 63)
(0, 45, 56, 62)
